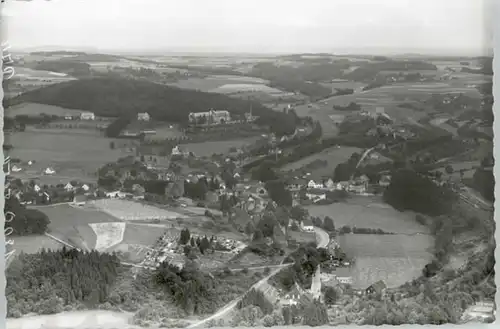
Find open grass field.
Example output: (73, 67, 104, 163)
(281, 146, 361, 173)
(10, 235, 64, 254)
(336, 234, 433, 289)
(5, 102, 85, 118)
(89, 222, 127, 251)
(9, 129, 131, 184)
(183, 137, 260, 157)
(168, 75, 269, 92)
(306, 196, 427, 234)
(13, 67, 76, 80)
(89, 199, 188, 221)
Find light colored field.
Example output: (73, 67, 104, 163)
(183, 137, 260, 157)
(90, 199, 188, 221)
(336, 234, 433, 288)
(281, 146, 361, 173)
(306, 197, 427, 234)
(210, 84, 284, 94)
(89, 222, 126, 251)
(5, 102, 85, 118)
(9, 129, 131, 184)
(13, 67, 76, 79)
(10, 235, 64, 254)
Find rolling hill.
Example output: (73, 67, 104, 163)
(4, 77, 292, 132)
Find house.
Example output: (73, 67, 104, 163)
(171, 146, 184, 156)
(348, 184, 366, 194)
(188, 109, 231, 124)
(331, 267, 353, 285)
(80, 112, 95, 120)
(44, 167, 56, 175)
(334, 181, 350, 191)
(301, 219, 315, 232)
(81, 184, 90, 192)
(33, 184, 41, 193)
(64, 115, 73, 120)
(324, 178, 335, 190)
(282, 282, 313, 306)
(64, 183, 75, 191)
(105, 190, 127, 198)
(366, 280, 387, 295)
(305, 189, 326, 203)
(378, 174, 391, 187)
(11, 165, 22, 173)
(72, 195, 88, 206)
(137, 112, 150, 121)
(307, 180, 324, 189)
(287, 178, 307, 191)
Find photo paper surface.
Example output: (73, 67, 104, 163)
(1, 1, 496, 328)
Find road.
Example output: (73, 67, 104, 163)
(187, 227, 330, 328)
(314, 226, 330, 248)
(186, 264, 291, 329)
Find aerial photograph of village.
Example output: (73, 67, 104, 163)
(2, 0, 496, 328)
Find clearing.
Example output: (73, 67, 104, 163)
(182, 138, 260, 157)
(89, 199, 188, 221)
(9, 234, 63, 254)
(5, 102, 85, 118)
(9, 129, 130, 184)
(89, 222, 127, 251)
(336, 234, 433, 289)
(306, 196, 428, 234)
(281, 145, 362, 174)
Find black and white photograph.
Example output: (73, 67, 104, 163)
(2, 0, 496, 327)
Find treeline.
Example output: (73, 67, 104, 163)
(105, 117, 132, 137)
(338, 225, 395, 235)
(4, 197, 50, 236)
(31, 60, 92, 77)
(6, 77, 294, 136)
(333, 102, 361, 112)
(6, 248, 122, 317)
(384, 169, 457, 216)
(345, 60, 437, 82)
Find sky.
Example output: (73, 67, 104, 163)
(2, 0, 493, 55)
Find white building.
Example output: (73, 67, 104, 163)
(81, 184, 90, 191)
(80, 112, 95, 120)
(137, 112, 150, 121)
(301, 219, 315, 232)
(188, 109, 231, 124)
(44, 167, 56, 175)
(64, 183, 74, 191)
(307, 180, 324, 189)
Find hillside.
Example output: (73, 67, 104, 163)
(4, 77, 291, 132)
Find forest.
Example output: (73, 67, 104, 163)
(6, 248, 122, 317)
(4, 77, 295, 135)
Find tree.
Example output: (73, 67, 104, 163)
(179, 228, 191, 245)
(302, 301, 329, 326)
(290, 205, 308, 222)
(199, 236, 211, 254)
(265, 180, 292, 207)
(253, 229, 264, 241)
(245, 222, 255, 236)
(445, 165, 454, 174)
(324, 287, 338, 305)
(251, 161, 279, 182)
(323, 216, 335, 231)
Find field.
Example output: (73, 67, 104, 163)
(168, 75, 269, 92)
(8, 129, 131, 184)
(13, 67, 77, 80)
(89, 222, 127, 251)
(5, 102, 85, 118)
(183, 137, 260, 157)
(306, 196, 427, 234)
(10, 234, 64, 254)
(281, 146, 362, 174)
(89, 199, 188, 221)
(336, 234, 433, 289)
(293, 73, 487, 137)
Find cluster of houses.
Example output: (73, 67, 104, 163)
(285, 174, 392, 203)
(64, 112, 151, 122)
(10, 180, 94, 205)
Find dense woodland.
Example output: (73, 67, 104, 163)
(6, 249, 122, 317)
(4, 197, 50, 235)
(5, 77, 296, 136)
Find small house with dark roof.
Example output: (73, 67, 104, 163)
(366, 280, 387, 295)
(301, 218, 315, 232)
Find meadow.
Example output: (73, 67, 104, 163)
(9, 235, 64, 254)
(9, 129, 130, 184)
(89, 199, 188, 221)
(5, 102, 85, 118)
(306, 196, 428, 234)
(336, 234, 433, 289)
(281, 146, 361, 175)
(168, 75, 268, 92)
(183, 137, 260, 157)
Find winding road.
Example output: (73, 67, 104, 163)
(187, 226, 330, 328)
